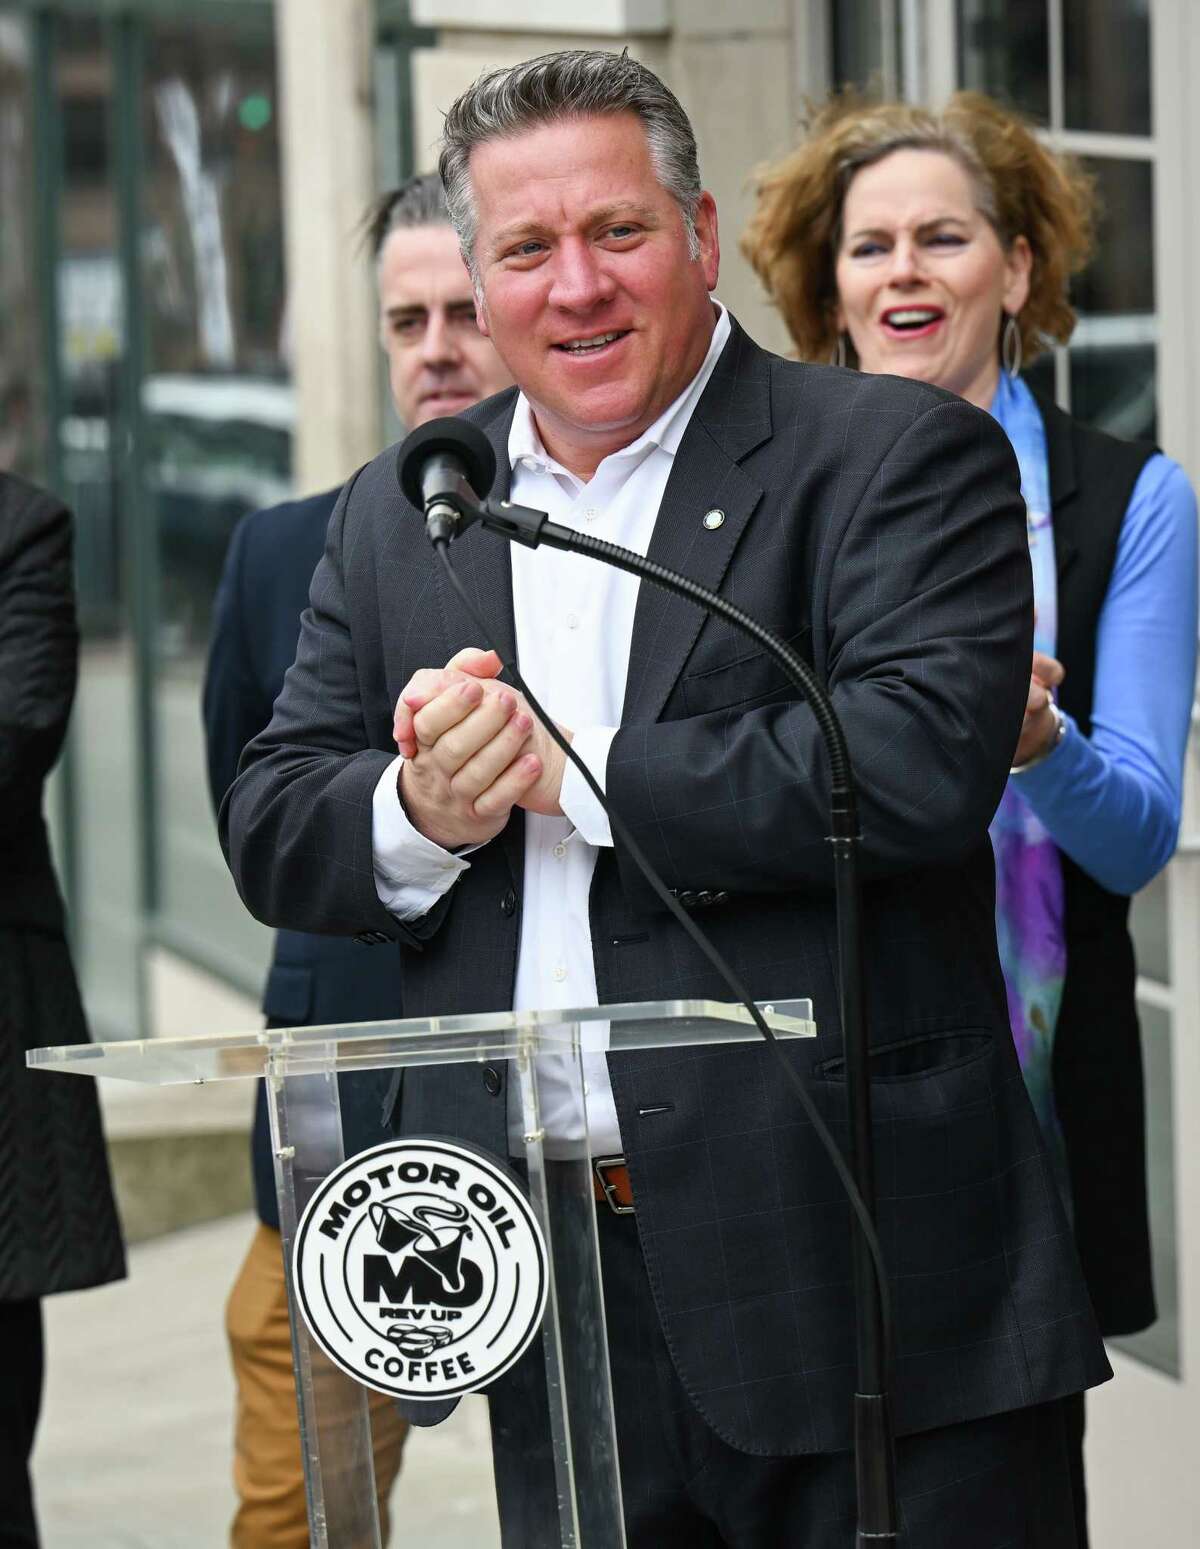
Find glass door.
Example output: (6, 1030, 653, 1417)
(7, 2, 286, 1038)
(0, 14, 44, 482)
(43, 10, 146, 1040)
(136, 9, 285, 993)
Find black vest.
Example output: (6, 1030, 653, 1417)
(1039, 393, 1158, 1337)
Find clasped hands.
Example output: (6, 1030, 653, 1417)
(394, 644, 1061, 847)
(394, 648, 570, 850)
(1013, 650, 1065, 767)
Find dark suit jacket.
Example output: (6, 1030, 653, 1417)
(0, 473, 125, 1301)
(221, 321, 1110, 1454)
(204, 490, 403, 1227)
(1040, 396, 1159, 1337)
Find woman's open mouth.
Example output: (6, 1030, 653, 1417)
(880, 307, 945, 339)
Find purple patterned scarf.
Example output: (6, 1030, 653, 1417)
(988, 374, 1067, 1159)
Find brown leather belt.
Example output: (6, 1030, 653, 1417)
(591, 1155, 635, 1215)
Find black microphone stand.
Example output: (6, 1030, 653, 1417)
(438, 489, 898, 1544)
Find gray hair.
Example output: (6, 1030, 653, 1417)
(439, 49, 703, 278)
(366, 173, 450, 259)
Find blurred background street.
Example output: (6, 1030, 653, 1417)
(34, 1212, 500, 1549)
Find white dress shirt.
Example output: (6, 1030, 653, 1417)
(372, 303, 731, 1156)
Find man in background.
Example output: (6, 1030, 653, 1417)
(202, 171, 512, 1549)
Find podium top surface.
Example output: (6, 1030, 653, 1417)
(26, 998, 815, 1086)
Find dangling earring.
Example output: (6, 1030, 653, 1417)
(1002, 313, 1023, 379)
(833, 332, 848, 369)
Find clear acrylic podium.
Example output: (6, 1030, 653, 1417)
(28, 997, 815, 1547)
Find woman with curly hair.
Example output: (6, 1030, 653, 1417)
(743, 91, 1197, 1544)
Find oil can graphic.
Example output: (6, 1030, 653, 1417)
(293, 1139, 548, 1399)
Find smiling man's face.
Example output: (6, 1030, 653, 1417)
(468, 111, 720, 479)
(378, 222, 513, 428)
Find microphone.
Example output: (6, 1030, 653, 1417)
(396, 417, 497, 544)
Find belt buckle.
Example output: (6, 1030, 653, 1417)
(592, 1154, 635, 1216)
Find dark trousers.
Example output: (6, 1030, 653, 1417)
(489, 1199, 1079, 1548)
(0, 1300, 42, 1549)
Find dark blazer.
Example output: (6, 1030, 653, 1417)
(1040, 395, 1159, 1337)
(204, 491, 403, 1227)
(0, 473, 125, 1302)
(222, 321, 1110, 1454)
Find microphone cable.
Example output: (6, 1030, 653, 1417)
(429, 534, 895, 1380)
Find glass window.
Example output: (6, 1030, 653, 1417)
(0, 14, 44, 481)
(1068, 333, 1156, 443)
(832, 0, 900, 94)
(1111, 1002, 1180, 1377)
(140, 15, 285, 988)
(1022, 350, 1056, 406)
(1062, 0, 1151, 136)
(957, 0, 1050, 124)
(1130, 871, 1170, 986)
(1069, 155, 1156, 441)
(1072, 157, 1155, 318)
(51, 14, 144, 1041)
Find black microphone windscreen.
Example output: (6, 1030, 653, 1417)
(396, 417, 497, 510)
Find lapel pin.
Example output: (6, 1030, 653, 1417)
(702, 508, 725, 530)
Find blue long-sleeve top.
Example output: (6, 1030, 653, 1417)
(1016, 452, 1198, 896)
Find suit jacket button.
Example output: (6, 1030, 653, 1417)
(677, 890, 698, 909)
(482, 1065, 502, 1097)
(696, 890, 715, 907)
(500, 888, 517, 917)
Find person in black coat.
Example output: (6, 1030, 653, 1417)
(0, 472, 125, 1547)
(203, 173, 512, 1548)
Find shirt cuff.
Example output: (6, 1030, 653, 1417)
(560, 727, 617, 848)
(371, 754, 472, 920)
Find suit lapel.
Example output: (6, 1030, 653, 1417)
(432, 396, 519, 665)
(622, 319, 773, 725)
(429, 394, 526, 889)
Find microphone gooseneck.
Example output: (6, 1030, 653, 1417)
(395, 417, 899, 1543)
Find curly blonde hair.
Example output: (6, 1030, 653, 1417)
(741, 91, 1095, 367)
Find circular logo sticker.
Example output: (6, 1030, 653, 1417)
(293, 1138, 548, 1400)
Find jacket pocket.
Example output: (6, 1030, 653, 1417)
(680, 630, 811, 716)
(817, 1029, 993, 1083)
(261, 963, 314, 1025)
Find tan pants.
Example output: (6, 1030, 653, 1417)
(226, 1223, 409, 1548)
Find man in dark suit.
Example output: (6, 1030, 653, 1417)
(222, 52, 1110, 1548)
(203, 173, 512, 1549)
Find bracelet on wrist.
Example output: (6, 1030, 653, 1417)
(1010, 700, 1067, 775)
